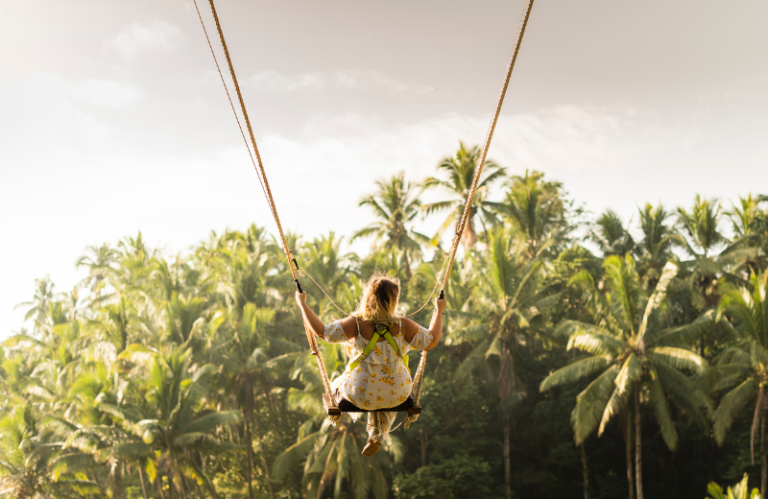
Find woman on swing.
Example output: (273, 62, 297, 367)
(296, 273, 446, 456)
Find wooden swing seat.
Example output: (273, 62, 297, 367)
(323, 394, 422, 416)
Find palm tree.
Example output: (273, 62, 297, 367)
(164, 292, 209, 346)
(540, 256, 712, 499)
(51, 362, 152, 499)
(95, 295, 132, 353)
(0, 404, 89, 498)
(726, 195, 768, 277)
(274, 417, 399, 499)
(115, 346, 240, 498)
(352, 172, 430, 278)
(205, 231, 275, 317)
(300, 232, 357, 316)
(223, 304, 279, 499)
(77, 243, 117, 294)
(15, 276, 56, 335)
(113, 232, 156, 291)
(456, 229, 557, 497)
(728, 195, 768, 241)
(589, 210, 636, 257)
(677, 195, 724, 259)
(636, 204, 676, 289)
(421, 142, 506, 249)
(488, 170, 571, 259)
(709, 272, 768, 497)
(673, 196, 726, 352)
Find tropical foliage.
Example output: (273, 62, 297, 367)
(3, 143, 768, 498)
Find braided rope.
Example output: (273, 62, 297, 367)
(192, 0, 272, 219)
(204, 0, 296, 280)
(408, 0, 537, 418)
(439, 0, 535, 294)
(199, 0, 337, 416)
(195, 0, 536, 428)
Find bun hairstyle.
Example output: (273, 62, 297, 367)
(352, 273, 402, 327)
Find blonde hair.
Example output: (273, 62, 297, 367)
(352, 273, 402, 327)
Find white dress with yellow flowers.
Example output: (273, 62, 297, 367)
(322, 318, 433, 441)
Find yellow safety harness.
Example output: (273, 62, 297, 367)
(348, 319, 410, 377)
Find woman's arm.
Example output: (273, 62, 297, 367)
(403, 294, 446, 350)
(424, 295, 446, 350)
(295, 291, 325, 338)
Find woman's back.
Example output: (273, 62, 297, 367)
(325, 318, 432, 410)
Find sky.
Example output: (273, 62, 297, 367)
(1, 0, 767, 338)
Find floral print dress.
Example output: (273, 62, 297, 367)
(322, 318, 433, 441)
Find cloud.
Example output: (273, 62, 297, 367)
(240, 105, 696, 249)
(72, 79, 143, 109)
(263, 105, 688, 180)
(0, 73, 113, 163)
(109, 20, 185, 59)
(332, 69, 434, 94)
(248, 69, 434, 94)
(249, 70, 324, 91)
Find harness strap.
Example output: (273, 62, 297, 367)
(348, 319, 409, 375)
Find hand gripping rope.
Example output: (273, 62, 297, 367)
(193, 0, 536, 429)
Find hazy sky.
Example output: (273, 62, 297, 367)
(2, 0, 767, 338)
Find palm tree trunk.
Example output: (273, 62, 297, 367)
(503, 410, 512, 498)
(403, 249, 412, 280)
(253, 399, 276, 499)
(192, 451, 221, 499)
(581, 443, 589, 499)
(626, 418, 634, 499)
(635, 386, 643, 499)
(244, 391, 255, 499)
(112, 463, 126, 499)
(138, 465, 150, 499)
(762, 413, 767, 499)
(500, 343, 513, 498)
(177, 474, 188, 499)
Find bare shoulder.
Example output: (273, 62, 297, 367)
(400, 318, 421, 342)
(339, 316, 359, 340)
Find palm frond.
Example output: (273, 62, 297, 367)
(557, 321, 624, 355)
(179, 410, 240, 435)
(638, 260, 679, 340)
(571, 365, 619, 445)
(653, 360, 713, 428)
(700, 364, 751, 394)
(713, 378, 758, 445)
(650, 346, 706, 374)
(540, 355, 612, 392)
(653, 310, 715, 346)
(598, 354, 641, 435)
(648, 365, 679, 450)
(273, 432, 322, 480)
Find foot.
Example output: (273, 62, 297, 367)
(362, 439, 382, 457)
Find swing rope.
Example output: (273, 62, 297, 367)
(195, 0, 340, 424)
(405, 0, 536, 428)
(194, 0, 537, 429)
